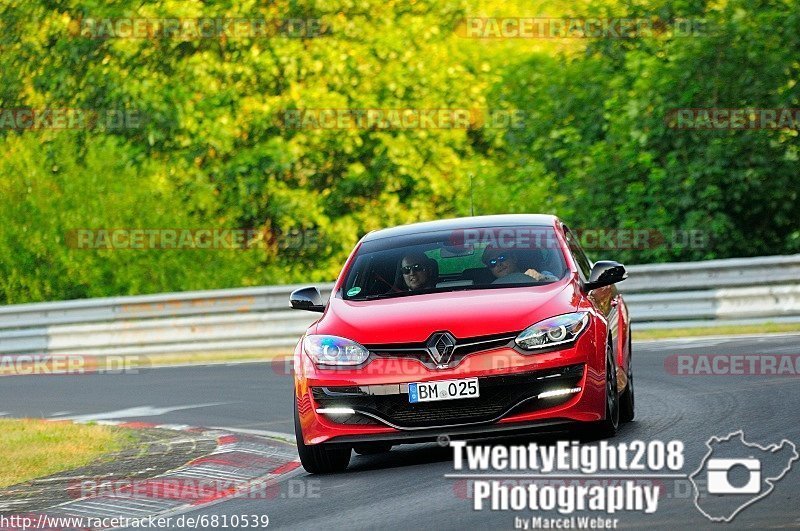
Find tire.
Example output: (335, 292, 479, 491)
(353, 443, 393, 455)
(619, 335, 635, 423)
(594, 340, 620, 438)
(294, 394, 351, 474)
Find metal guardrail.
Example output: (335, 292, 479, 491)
(0, 284, 332, 356)
(619, 254, 800, 292)
(621, 255, 800, 327)
(0, 255, 798, 356)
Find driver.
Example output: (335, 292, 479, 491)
(400, 252, 438, 291)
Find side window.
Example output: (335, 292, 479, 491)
(564, 226, 592, 280)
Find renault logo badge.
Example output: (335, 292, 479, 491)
(426, 332, 457, 365)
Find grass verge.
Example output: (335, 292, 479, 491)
(0, 419, 136, 488)
(634, 321, 800, 341)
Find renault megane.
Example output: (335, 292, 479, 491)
(289, 215, 633, 473)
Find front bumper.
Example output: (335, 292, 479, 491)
(320, 418, 582, 448)
(295, 329, 606, 445)
(312, 363, 585, 429)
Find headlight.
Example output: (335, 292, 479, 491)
(515, 312, 590, 351)
(303, 335, 370, 366)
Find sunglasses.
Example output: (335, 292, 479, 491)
(402, 264, 425, 274)
(486, 255, 509, 268)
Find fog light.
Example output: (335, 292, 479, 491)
(316, 407, 356, 415)
(537, 387, 581, 399)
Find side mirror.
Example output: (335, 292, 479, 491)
(585, 261, 627, 291)
(290, 287, 325, 312)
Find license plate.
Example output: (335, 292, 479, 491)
(408, 378, 479, 403)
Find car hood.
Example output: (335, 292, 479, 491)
(314, 279, 581, 344)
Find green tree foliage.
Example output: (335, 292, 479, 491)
(0, 134, 262, 303)
(488, 0, 800, 262)
(0, 0, 798, 303)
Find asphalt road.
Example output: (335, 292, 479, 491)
(1, 334, 799, 530)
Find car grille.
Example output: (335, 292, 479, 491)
(364, 331, 518, 369)
(312, 363, 584, 429)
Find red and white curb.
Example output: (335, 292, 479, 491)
(0, 421, 301, 529)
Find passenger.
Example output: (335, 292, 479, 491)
(400, 252, 438, 290)
(482, 247, 557, 284)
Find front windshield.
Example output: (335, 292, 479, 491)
(342, 225, 568, 301)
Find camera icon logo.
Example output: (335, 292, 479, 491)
(706, 457, 761, 495)
(690, 431, 798, 522)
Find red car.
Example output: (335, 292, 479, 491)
(290, 215, 633, 473)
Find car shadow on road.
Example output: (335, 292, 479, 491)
(343, 425, 638, 473)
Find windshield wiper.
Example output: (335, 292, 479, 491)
(360, 287, 441, 300)
(362, 291, 412, 301)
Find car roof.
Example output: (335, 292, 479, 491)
(362, 214, 560, 242)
